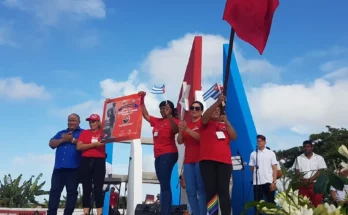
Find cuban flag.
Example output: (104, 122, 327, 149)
(203, 83, 223, 101)
(150, 84, 165, 94)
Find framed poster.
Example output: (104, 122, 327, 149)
(101, 93, 143, 143)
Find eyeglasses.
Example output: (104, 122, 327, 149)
(190, 106, 202, 111)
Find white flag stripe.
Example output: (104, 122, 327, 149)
(203, 84, 216, 101)
(150, 84, 165, 94)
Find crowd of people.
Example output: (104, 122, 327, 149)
(46, 90, 337, 215)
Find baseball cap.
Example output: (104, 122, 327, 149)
(86, 114, 100, 121)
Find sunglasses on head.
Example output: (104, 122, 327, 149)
(190, 106, 201, 111)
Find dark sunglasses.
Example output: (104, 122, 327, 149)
(190, 106, 202, 111)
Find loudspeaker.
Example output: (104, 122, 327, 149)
(135, 204, 161, 215)
(171, 205, 187, 215)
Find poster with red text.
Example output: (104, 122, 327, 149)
(101, 93, 143, 143)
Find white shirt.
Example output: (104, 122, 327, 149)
(330, 185, 348, 202)
(249, 148, 278, 185)
(103, 162, 113, 191)
(294, 153, 327, 180)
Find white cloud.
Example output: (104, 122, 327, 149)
(50, 99, 103, 119)
(322, 67, 348, 80)
(0, 77, 50, 100)
(248, 77, 348, 135)
(142, 33, 280, 100)
(2, 0, 105, 26)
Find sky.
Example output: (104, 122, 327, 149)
(1, 0, 348, 203)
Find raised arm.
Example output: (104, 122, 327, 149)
(220, 115, 237, 140)
(202, 95, 226, 125)
(139, 91, 150, 122)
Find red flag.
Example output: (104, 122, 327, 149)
(223, 0, 279, 55)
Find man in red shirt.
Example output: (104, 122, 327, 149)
(109, 187, 119, 215)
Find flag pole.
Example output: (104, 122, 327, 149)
(221, 27, 235, 114)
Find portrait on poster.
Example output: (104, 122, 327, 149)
(101, 94, 143, 143)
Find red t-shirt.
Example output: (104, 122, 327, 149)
(183, 119, 201, 164)
(109, 192, 119, 207)
(78, 129, 106, 158)
(150, 116, 179, 158)
(199, 120, 232, 164)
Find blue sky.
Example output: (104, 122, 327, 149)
(1, 0, 348, 201)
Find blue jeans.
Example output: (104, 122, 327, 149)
(155, 152, 178, 215)
(47, 168, 79, 215)
(184, 163, 207, 215)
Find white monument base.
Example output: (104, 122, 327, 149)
(127, 139, 143, 215)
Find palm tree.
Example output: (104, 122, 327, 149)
(0, 173, 49, 208)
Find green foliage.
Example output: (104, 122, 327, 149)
(276, 126, 348, 170)
(118, 196, 127, 209)
(243, 126, 348, 214)
(0, 173, 49, 208)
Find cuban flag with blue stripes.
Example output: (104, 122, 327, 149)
(150, 84, 165, 94)
(203, 83, 223, 101)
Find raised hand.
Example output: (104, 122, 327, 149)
(219, 114, 228, 123)
(138, 91, 146, 97)
(178, 121, 187, 132)
(218, 94, 226, 103)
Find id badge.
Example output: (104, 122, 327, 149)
(216, 131, 226, 139)
(154, 130, 159, 137)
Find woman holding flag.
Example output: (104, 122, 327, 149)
(138, 90, 179, 215)
(177, 101, 206, 215)
(199, 94, 237, 215)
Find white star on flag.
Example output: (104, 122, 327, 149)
(179, 81, 191, 120)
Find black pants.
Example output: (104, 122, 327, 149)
(80, 157, 106, 208)
(253, 183, 275, 215)
(200, 160, 232, 215)
(47, 168, 79, 215)
(253, 183, 275, 203)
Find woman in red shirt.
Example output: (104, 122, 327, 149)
(177, 101, 206, 215)
(76, 114, 106, 215)
(138, 91, 179, 215)
(199, 95, 237, 215)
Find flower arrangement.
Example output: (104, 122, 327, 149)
(242, 145, 348, 215)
